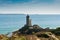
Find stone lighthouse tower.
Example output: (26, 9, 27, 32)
(26, 15, 32, 26)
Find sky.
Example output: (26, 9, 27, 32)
(0, 0, 60, 14)
(0, 14, 60, 34)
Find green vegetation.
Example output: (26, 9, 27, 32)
(50, 27, 60, 36)
(20, 36, 26, 40)
(0, 27, 60, 40)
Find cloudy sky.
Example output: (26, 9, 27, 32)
(0, 0, 60, 14)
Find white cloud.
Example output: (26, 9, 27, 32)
(0, 0, 60, 14)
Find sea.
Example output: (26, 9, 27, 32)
(0, 14, 60, 34)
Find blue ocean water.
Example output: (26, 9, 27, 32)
(0, 14, 60, 34)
